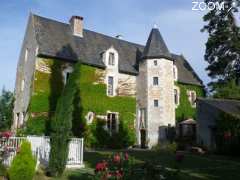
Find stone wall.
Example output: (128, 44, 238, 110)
(13, 15, 38, 129)
(95, 67, 136, 97)
(197, 100, 219, 149)
(136, 58, 175, 147)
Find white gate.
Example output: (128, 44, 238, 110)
(0, 136, 84, 168)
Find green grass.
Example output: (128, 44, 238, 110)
(33, 150, 240, 180)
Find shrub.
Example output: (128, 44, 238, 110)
(94, 152, 132, 179)
(8, 141, 36, 180)
(49, 62, 81, 176)
(152, 142, 177, 153)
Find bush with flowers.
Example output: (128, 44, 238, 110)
(94, 152, 132, 179)
(0, 131, 15, 178)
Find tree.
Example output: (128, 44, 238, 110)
(202, 0, 240, 93)
(213, 79, 240, 100)
(0, 88, 14, 131)
(48, 62, 81, 176)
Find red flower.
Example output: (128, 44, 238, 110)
(1, 131, 12, 139)
(115, 170, 123, 178)
(113, 154, 121, 163)
(95, 161, 108, 173)
(124, 153, 129, 161)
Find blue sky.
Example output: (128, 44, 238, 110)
(0, 0, 210, 91)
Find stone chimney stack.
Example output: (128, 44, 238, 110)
(70, 16, 84, 37)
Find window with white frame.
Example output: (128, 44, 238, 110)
(107, 112, 119, 134)
(153, 77, 159, 86)
(174, 89, 180, 106)
(187, 90, 196, 107)
(108, 52, 115, 66)
(21, 79, 25, 91)
(173, 65, 178, 81)
(107, 76, 114, 96)
(154, 99, 159, 107)
(24, 48, 28, 62)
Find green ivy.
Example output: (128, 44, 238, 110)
(175, 82, 204, 122)
(77, 65, 136, 148)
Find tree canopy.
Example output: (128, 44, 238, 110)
(202, 0, 240, 95)
(0, 88, 14, 131)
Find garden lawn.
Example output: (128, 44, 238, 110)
(34, 150, 240, 180)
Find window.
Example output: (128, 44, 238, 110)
(139, 108, 147, 129)
(173, 65, 178, 81)
(154, 99, 159, 107)
(174, 89, 179, 106)
(154, 60, 158, 66)
(24, 48, 28, 62)
(108, 52, 115, 66)
(21, 79, 25, 91)
(107, 76, 114, 96)
(63, 67, 73, 85)
(153, 77, 159, 86)
(107, 112, 118, 134)
(188, 90, 196, 107)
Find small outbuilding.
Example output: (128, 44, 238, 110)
(196, 98, 240, 152)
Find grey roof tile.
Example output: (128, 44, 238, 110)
(142, 28, 172, 60)
(197, 98, 240, 118)
(32, 14, 203, 86)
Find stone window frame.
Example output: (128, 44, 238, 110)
(21, 79, 25, 91)
(104, 46, 119, 68)
(173, 65, 178, 81)
(107, 76, 114, 96)
(153, 60, 158, 66)
(106, 111, 119, 135)
(154, 99, 159, 107)
(62, 66, 73, 85)
(174, 87, 180, 107)
(139, 108, 147, 129)
(153, 76, 159, 86)
(187, 90, 197, 107)
(24, 48, 29, 63)
(108, 52, 115, 66)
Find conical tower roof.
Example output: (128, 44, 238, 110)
(142, 28, 172, 60)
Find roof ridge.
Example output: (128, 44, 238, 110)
(32, 13, 145, 48)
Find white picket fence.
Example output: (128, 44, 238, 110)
(0, 136, 84, 168)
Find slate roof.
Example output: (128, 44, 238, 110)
(197, 98, 240, 118)
(142, 28, 172, 60)
(31, 14, 203, 86)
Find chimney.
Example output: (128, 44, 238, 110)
(69, 16, 84, 37)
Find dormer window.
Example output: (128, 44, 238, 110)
(173, 65, 178, 81)
(108, 52, 115, 66)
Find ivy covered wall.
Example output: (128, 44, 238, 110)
(24, 58, 136, 148)
(175, 82, 204, 122)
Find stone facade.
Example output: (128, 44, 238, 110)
(13, 15, 38, 129)
(136, 58, 175, 147)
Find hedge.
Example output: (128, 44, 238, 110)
(8, 141, 36, 180)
